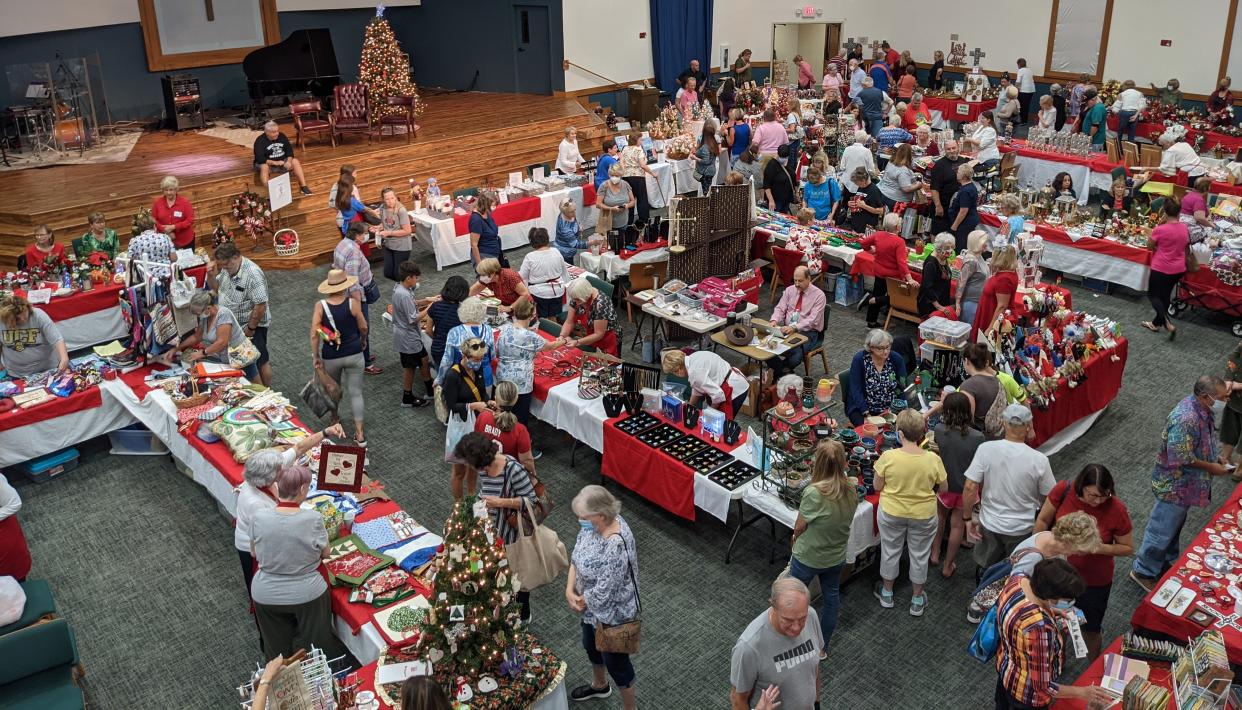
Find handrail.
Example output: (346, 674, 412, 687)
(563, 59, 644, 92)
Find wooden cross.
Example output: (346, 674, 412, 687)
(844, 37, 857, 52)
(869, 40, 883, 59)
(951, 34, 959, 41)
(204, 0, 214, 21)
(969, 47, 986, 67)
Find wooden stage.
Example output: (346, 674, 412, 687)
(0, 91, 605, 270)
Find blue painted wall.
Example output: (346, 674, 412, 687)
(0, 1, 564, 123)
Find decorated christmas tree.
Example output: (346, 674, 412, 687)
(357, 5, 423, 121)
(417, 497, 522, 681)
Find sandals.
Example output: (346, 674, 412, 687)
(941, 561, 957, 579)
(1141, 321, 1159, 332)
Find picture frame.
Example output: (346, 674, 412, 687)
(317, 443, 366, 493)
(952, 81, 966, 96)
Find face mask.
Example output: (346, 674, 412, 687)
(579, 519, 594, 532)
(478, 275, 492, 284)
(610, 176, 622, 185)
(1168, 84, 1176, 91)
(1213, 398, 1227, 420)
(1052, 600, 1074, 611)
(467, 358, 484, 371)
(410, 281, 419, 291)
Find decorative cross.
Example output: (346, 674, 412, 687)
(951, 34, 959, 41)
(204, 0, 214, 21)
(666, 197, 698, 254)
(969, 47, 986, 67)
(869, 40, 884, 59)
(844, 37, 857, 52)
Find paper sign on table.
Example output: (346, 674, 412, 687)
(532, 166, 545, 180)
(376, 660, 432, 685)
(26, 289, 51, 304)
(93, 341, 126, 357)
(508, 171, 523, 187)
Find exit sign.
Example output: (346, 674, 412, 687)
(803, 5, 816, 15)
(1160, 39, 1172, 47)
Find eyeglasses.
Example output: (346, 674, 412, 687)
(870, 345, 892, 353)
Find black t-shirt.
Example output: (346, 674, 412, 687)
(253, 133, 294, 165)
(930, 156, 967, 211)
(836, 182, 883, 232)
(678, 67, 708, 89)
(763, 158, 795, 207)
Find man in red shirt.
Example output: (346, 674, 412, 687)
(883, 41, 900, 70)
(858, 213, 917, 328)
(901, 93, 933, 131)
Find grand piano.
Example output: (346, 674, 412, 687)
(243, 28, 340, 114)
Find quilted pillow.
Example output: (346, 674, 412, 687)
(208, 407, 272, 462)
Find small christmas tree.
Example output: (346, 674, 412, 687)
(417, 496, 522, 683)
(357, 5, 423, 122)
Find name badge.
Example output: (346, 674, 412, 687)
(173, 211, 183, 218)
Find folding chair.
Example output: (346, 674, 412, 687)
(801, 305, 831, 378)
(1121, 140, 1140, 168)
(769, 246, 821, 302)
(882, 277, 921, 331)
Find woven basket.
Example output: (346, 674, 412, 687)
(273, 228, 300, 257)
(665, 150, 691, 160)
(173, 392, 210, 410)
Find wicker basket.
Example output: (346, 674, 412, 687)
(273, 228, 300, 257)
(665, 150, 691, 160)
(171, 377, 211, 409)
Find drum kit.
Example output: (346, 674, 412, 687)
(4, 54, 104, 164)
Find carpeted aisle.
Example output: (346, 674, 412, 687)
(11, 237, 1240, 708)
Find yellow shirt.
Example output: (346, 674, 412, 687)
(997, 371, 1026, 404)
(875, 449, 947, 519)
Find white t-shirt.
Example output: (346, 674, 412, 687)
(233, 447, 296, 551)
(964, 439, 1055, 536)
(686, 351, 749, 406)
(971, 125, 1000, 163)
(519, 247, 570, 300)
(1016, 67, 1035, 93)
(557, 139, 584, 175)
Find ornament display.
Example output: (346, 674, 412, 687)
(357, 11, 424, 121)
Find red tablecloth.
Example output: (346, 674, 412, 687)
(1178, 265, 1242, 315)
(922, 96, 997, 123)
(450, 186, 595, 237)
(20, 265, 207, 323)
(0, 386, 101, 433)
(1028, 337, 1127, 449)
(531, 332, 582, 403)
(1051, 637, 1174, 709)
(978, 212, 1152, 266)
(1131, 478, 1242, 664)
(1001, 140, 1128, 176)
(1107, 115, 1242, 154)
(601, 411, 746, 521)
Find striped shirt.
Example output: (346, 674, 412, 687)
(996, 574, 1064, 707)
(333, 237, 373, 298)
(477, 456, 536, 545)
(216, 257, 270, 328)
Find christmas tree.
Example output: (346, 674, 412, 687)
(417, 496, 523, 682)
(357, 5, 423, 121)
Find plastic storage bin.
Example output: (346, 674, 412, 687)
(107, 423, 170, 456)
(918, 316, 972, 349)
(14, 447, 79, 484)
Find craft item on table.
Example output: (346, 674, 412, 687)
(208, 407, 273, 462)
(707, 460, 761, 491)
(660, 435, 709, 462)
(11, 388, 52, 409)
(364, 567, 412, 595)
(615, 411, 661, 436)
(683, 446, 733, 474)
(372, 594, 432, 645)
(316, 443, 366, 493)
(378, 531, 446, 572)
(700, 406, 726, 442)
(311, 497, 346, 539)
(352, 510, 429, 550)
(636, 423, 682, 448)
(324, 534, 393, 585)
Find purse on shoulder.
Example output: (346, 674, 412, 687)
(594, 535, 641, 655)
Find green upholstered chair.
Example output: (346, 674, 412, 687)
(0, 618, 84, 709)
(0, 580, 56, 637)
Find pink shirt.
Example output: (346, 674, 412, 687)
(822, 73, 842, 92)
(1181, 191, 1208, 218)
(771, 283, 827, 333)
(1150, 222, 1189, 274)
(752, 121, 790, 154)
(677, 89, 698, 115)
(798, 60, 815, 86)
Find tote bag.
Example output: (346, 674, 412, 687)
(444, 408, 476, 463)
(505, 497, 568, 591)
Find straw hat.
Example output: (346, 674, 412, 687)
(317, 268, 358, 294)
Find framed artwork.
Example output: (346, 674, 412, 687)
(138, 0, 280, 71)
(952, 81, 966, 96)
(317, 443, 366, 493)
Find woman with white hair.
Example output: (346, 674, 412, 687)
(837, 130, 876, 193)
(436, 296, 495, 387)
(151, 175, 196, 249)
(165, 291, 258, 380)
(661, 348, 750, 419)
(559, 278, 620, 356)
(912, 124, 939, 157)
(557, 126, 585, 175)
(566, 484, 639, 708)
(1145, 130, 1206, 181)
(918, 234, 956, 317)
(994, 86, 1020, 135)
(955, 230, 991, 325)
(845, 328, 908, 426)
(554, 201, 589, 264)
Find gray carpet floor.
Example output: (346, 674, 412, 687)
(11, 233, 1241, 709)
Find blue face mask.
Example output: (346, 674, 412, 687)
(1052, 600, 1074, 611)
(579, 519, 594, 533)
(467, 358, 484, 371)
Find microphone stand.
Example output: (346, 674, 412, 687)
(53, 52, 86, 156)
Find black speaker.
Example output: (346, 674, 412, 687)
(162, 74, 204, 131)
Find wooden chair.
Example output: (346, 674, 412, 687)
(769, 246, 821, 302)
(1140, 143, 1163, 168)
(801, 304, 831, 378)
(882, 277, 921, 331)
(1105, 139, 1121, 164)
(1121, 140, 1140, 168)
(331, 83, 371, 143)
(290, 99, 335, 150)
(375, 95, 417, 143)
(624, 260, 668, 322)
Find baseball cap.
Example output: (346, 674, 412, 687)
(1002, 403, 1033, 425)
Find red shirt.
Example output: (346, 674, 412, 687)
(489, 268, 527, 307)
(971, 270, 1019, 340)
(24, 242, 67, 272)
(885, 49, 900, 68)
(901, 104, 933, 131)
(859, 231, 911, 281)
(474, 410, 532, 457)
(1046, 480, 1132, 587)
(151, 195, 196, 249)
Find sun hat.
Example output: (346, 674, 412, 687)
(317, 268, 358, 294)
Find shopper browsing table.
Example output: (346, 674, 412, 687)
(660, 349, 750, 419)
(128, 211, 177, 278)
(497, 299, 563, 426)
(1130, 376, 1231, 591)
(0, 294, 68, 377)
(930, 392, 984, 579)
(391, 261, 435, 408)
(1142, 199, 1190, 338)
(165, 292, 259, 381)
(1034, 464, 1133, 660)
(619, 141, 655, 224)
(436, 297, 495, 388)
(596, 166, 636, 231)
(468, 258, 531, 310)
(955, 230, 990, 326)
(730, 577, 822, 710)
(769, 265, 827, 378)
(475, 380, 538, 471)
(443, 338, 493, 501)
(151, 175, 195, 249)
(469, 193, 503, 266)
(830, 167, 884, 232)
(917, 234, 954, 318)
(873, 411, 947, 616)
(971, 246, 1020, 341)
(210, 241, 273, 386)
(836, 132, 876, 194)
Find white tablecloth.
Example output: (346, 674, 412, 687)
(1011, 154, 1115, 206)
(412, 187, 598, 271)
(740, 479, 879, 563)
(55, 306, 129, 351)
(978, 221, 1150, 290)
(575, 247, 669, 281)
(0, 387, 136, 468)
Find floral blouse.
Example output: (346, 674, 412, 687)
(572, 515, 639, 626)
(863, 354, 899, 415)
(496, 323, 544, 395)
(127, 229, 176, 278)
(76, 228, 119, 259)
(1152, 395, 1221, 508)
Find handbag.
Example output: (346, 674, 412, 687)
(444, 407, 477, 463)
(595, 535, 641, 655)
(300, 364, 342, 420)
(229, 337, 261, 369)
(504, 496, 568, 591)
(967, 604, 1000, 662)
(363, 278, 382, 304)
(505, 469, 555, 536)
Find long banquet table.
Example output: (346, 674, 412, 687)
(999, 140, 1127, 206)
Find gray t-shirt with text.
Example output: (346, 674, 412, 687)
(730, 608, 822, 709)
(0, 308, 63, 377)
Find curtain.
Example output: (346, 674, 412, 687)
(648, 0, 714, 93)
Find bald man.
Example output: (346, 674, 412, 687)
(730, 577, 822, 710)
(769, 265, 827, 378)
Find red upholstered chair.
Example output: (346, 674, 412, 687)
(332, 83, 371, 143)
(375, 95, 417, 143)
(768, 246, 822, 301)
(290, 99, 335, 150)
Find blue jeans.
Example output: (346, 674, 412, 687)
(865, 116, 883, 137)
(1117, 110, 1138, 143)
(788, 556, 844, 652)
(959, 299, 978, 326)
(1133, 498, 1192, 578)
(776, 330, 823, 376)
(581, 622, 635, 688)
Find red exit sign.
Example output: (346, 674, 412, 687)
(803, 5, 817, 16)
(1160, 39, 1172, 46)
